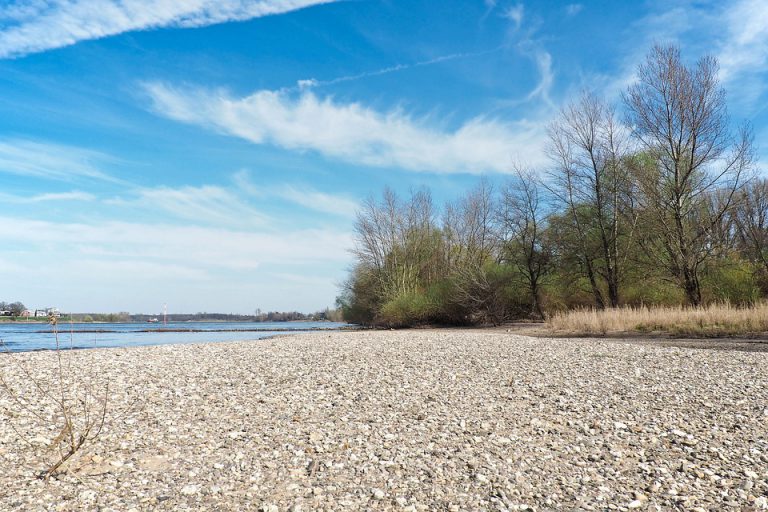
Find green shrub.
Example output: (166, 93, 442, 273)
(378, 291, 436, 327)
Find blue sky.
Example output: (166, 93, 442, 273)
(0, 0, 766, 314)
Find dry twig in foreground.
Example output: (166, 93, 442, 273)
(0, 315, 109, 478)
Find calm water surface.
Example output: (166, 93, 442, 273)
(0, 321, 349, 353)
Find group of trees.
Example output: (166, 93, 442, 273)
(253, 308, 343, 322)
(0, 301, 27, 316)
(337, 45, 761, 326)
(70, 310, 345, 323)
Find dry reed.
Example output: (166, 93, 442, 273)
(546, 302, 768, 337)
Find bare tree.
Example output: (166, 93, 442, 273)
(442, 179, 502, 322)
(733, 178, 768, 278)
(497, 166, 551, 319)
(547, 92, 632, 308)
(624, 44, 754, 305)
(442, 178, 496, 270)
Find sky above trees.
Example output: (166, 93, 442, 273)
(0, 0, 766, 314)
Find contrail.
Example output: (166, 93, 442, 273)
(293, 45, 506, 91)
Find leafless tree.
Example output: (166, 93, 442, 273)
(733, 178, 768, 276)
(624, 44, 754, 305)
(442, 179, 502, 322)
(497, 166, 551, 319)
(442, 178, 497, 270)
(547, 92, 632, 308)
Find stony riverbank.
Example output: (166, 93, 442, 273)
(1, 331, 766, 511)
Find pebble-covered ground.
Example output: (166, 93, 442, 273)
(0, 331, 766, 511)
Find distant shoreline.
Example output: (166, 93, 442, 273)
(0, 318, 344, 324)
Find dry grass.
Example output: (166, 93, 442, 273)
(546, 302, 768, 337)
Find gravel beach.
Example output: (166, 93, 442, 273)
(1, 331, 766, 511)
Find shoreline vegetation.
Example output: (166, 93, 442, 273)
(0, 311, 344, 323)
(337, 45, 768, 334)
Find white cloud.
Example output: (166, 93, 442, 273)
(0, 216, 352, 312)
(716, 0, 768, 105)
(233, 171, 359, 217)
(0, 216, 352, 272)
(145, 82, 549, 173)
(718, 0, 768, 78)
(565, 4, 583, 16)
(503, 4, 525, 30)
(0, 190, 96, 203)
(129, 185, 271, 227)
(525, 50, 554, 106)
(274, 185, 359, 218)
(0, 139, 119, 182)
(0, 0, 336, 58)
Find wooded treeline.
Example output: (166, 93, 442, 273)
(337, 45, 763, 327)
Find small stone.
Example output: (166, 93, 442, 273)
(646, 482, 661, 493)
(372, 489, 385, 500)
(744, 469, 759, 479)
(180, 485, 199, 495)
(628, 500, 643, 509)
(79, 490, 97, 502)
(614, 422, 628, 430)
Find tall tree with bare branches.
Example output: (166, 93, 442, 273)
(547, 92, 632, 308)
(624, 44, 754, 305)
(497, 166, 551, 318)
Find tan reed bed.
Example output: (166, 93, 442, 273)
(546, 302, 768, 337)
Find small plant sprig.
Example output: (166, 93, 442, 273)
(0, 313, 110, 478)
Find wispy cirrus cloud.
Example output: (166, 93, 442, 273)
(717, 0, 768, 102)
(0, 190, 96, 203)
(274, 185, 359, 218)
(0, 0, 336, 59)
(0, 216, 351, 270)
(233, 171, 359, 218)
(524, 49, 554, 106)
(144, 82, 549, 173)
(503, 3, 525, 30)
(132, 185, 271, 227)
(0, 138, 120, 182)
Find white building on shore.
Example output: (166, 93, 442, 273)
(34, 308, 60, 318)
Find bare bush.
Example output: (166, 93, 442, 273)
(0, 315, 109, 478)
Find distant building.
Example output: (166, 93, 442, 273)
(34, 308, 60, 318)
(20, 310, 31, 317)
(0, 310, 12, 317)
